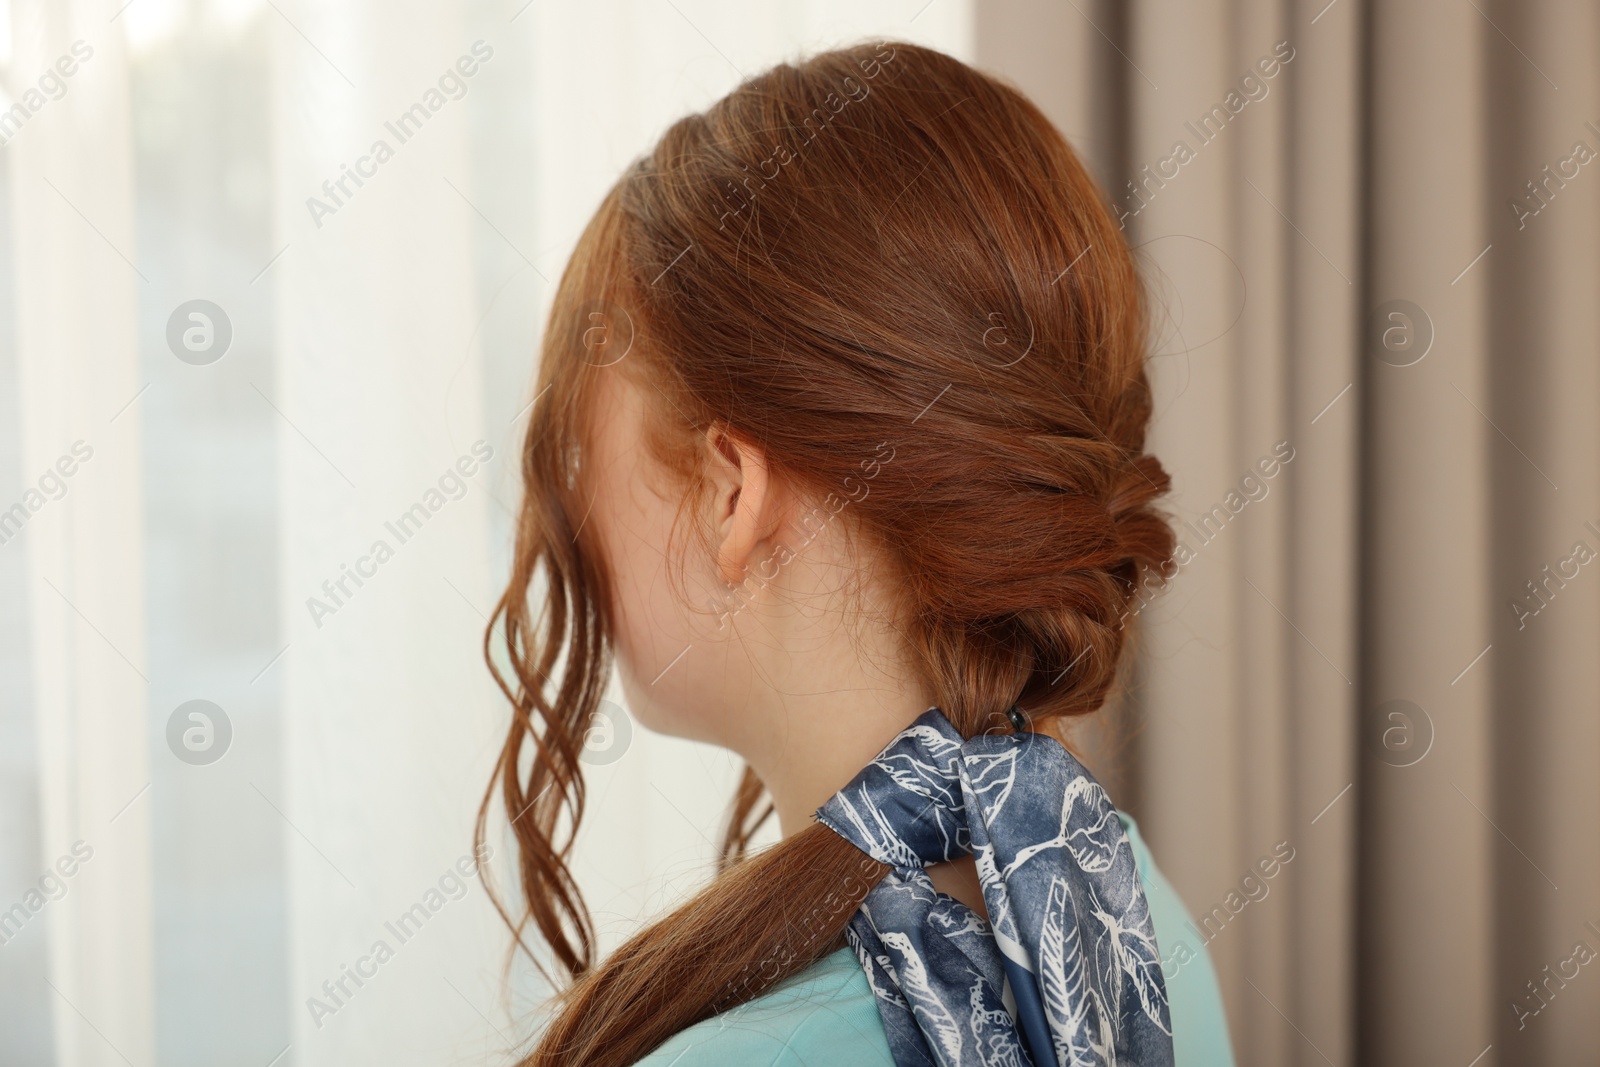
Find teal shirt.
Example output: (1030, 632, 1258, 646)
(632, 814, 1235, 1065)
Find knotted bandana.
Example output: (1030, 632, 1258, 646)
(815, 707, 1174, 1067)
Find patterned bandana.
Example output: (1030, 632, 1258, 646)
(814, 707, 1174, 1067)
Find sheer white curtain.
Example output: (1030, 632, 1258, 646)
(270, 2, 510, 1063)
(1, 2, 969, 1065)
(5, 2, 153, 1066)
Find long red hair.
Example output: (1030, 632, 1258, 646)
(476, 40, 1175, 1066)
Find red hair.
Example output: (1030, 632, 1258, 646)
(476, 40, 1174, 1066)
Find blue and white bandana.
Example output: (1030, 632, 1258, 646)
(814, 707, 1174, 1067)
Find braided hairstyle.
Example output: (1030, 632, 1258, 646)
(478, 40, 1175, 1066)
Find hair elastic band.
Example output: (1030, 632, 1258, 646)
(1006, 703, 1029, 732)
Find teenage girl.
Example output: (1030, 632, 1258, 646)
(479, 40, 1236, 1067)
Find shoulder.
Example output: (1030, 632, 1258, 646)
(1118, 812, 1239, 1067)
(628, 947, 896, 1066)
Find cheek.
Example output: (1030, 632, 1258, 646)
(604, 508, 683, 683)
(595, 478, 728, 738)
(582, 370, 742, 742)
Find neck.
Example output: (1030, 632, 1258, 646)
(685, 511, 940, 838)
(744, 686, 936, 839)
(753, 688, 990, 923)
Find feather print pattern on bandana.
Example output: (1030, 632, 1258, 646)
(816, 707, 1174, 1067)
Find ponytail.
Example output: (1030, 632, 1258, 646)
(526, 823, 886, 1067)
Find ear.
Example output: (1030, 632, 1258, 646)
(705, 422, 781, 588)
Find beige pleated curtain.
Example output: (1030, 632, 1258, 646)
(976, 1, 1600, 1064)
